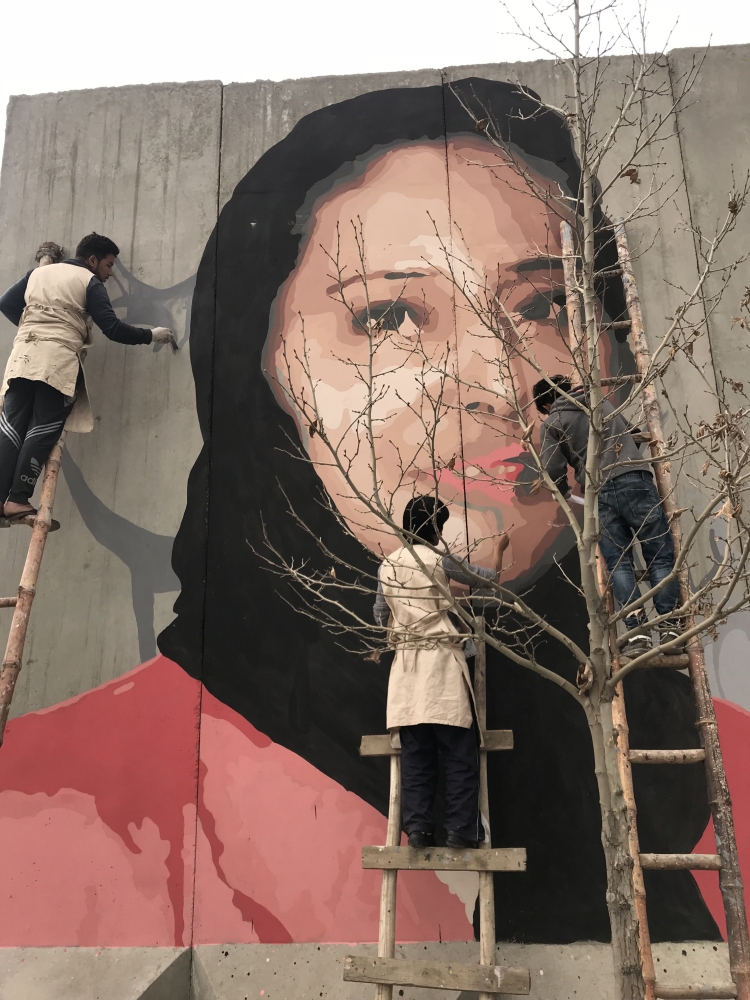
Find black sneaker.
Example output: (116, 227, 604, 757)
(408, 831, 436, 848)
(621, 615, 652, 658)
(445, 833, 478, 849)
(659, 618, 687, 649)
(621, 632, 652, 657)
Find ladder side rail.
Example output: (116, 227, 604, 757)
(0, 431, 67, 744)
(376, 750, 402, 1000)
(597, 550, 657, 1000)
(474, 620, 495, 1000)
(615, 221, 750, 1000)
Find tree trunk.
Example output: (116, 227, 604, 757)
(588, 699, 646, 1000)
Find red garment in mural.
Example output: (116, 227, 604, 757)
(0, 656, 474, 946)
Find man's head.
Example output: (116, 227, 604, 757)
(533, 375, 573, 415)
(75, 233, 120, 282)
(403, 495, 449, 546)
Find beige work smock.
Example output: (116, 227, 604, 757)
(379, 544, 474, 730)
(1, 262, 95, 432)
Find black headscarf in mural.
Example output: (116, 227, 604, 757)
(159, 79, 719, 943)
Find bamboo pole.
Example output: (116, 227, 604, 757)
(474, 621, 495, 1000)
(561, 222, 586, 385)
(615, 221, 750, 1000)
(0, 432, 66, 745)
(375, 750, 402, 1000)
(597, 551, 657, 1000)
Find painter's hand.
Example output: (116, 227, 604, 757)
(152, 327, 178, 352)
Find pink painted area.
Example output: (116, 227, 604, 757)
(0, 656, 201, 946)
(0, 656, 472, 946)
(693, 698, 750, 939)
(196, 689, 472, 943)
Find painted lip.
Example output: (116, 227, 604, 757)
(436, 446, 531, 507)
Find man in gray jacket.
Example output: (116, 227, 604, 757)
(534, 376, 682, 655)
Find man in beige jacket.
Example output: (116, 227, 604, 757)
(0, 233, 175, 522)
(374, 496, 508, 849)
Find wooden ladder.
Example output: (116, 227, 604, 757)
(343, 625, 531, 998)
(0, 431, 66, 745)
(562, 219, 750, 1000)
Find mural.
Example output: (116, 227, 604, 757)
(160, 79, 718, 942)
(0, 76, 748, 950)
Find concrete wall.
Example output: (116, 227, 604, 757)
(0, 47, 747, 999)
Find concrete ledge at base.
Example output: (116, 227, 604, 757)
(0, 941, 729, 1000)
(0, 946, 190, 1000)
(193, 942, 730, 1000)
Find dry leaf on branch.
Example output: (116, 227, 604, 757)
(620, 167, 640, 184)
(475, 118, 490, 134)
(446, 456, 456, 471)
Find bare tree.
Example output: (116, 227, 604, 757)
(258, 4, 750, 999)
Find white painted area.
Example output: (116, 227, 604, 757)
(432, 869, 480, 924)
(2, 1, 749, 169)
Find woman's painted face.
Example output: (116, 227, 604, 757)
(267, 138, 580, 578)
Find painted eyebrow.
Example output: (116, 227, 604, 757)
(325, 269, 433, 296)
(514, 256, 564, 274)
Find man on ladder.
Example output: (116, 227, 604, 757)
(0, 233, 176, 523)
(533, 375, 685, 655)
(373, 495, 508, 849)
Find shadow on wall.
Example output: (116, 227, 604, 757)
(56, 258, 194, 659)
(62, 451, 178, 661)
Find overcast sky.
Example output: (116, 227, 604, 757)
(0, 0, 748, 168)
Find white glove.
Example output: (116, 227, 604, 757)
(151, 327, 178, 352)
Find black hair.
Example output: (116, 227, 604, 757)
(403, 495, 449, 543)
(158, 80, 718, 943)
(75, 232, 120, 261)
(533, 375, 574, 414)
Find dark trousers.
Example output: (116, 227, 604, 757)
(400, 723, 481, 842)
(599, 471, 680, 618)
(0, 378, 71, 505)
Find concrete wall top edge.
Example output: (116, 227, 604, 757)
(5, 79, 223, 109)
(5, 42, 748, 106)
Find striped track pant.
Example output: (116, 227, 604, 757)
(0, 378, 72, 505)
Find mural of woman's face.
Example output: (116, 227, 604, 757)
(268, 137, 577, 577)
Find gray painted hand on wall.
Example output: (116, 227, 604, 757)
(107, 262, 196, 352)
(62, 444, 179, 662)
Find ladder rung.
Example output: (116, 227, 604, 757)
(362, 845, 526, 872)
(629, 749, 706, 764)
(640, 853, 721, 870)
(343, 955, 530, 994)
(603, 319, 633, 329)
(655, 985, 737, 999)
(619, 652, 689, 668)
(359, 730, 513, 756)
(0, 597, 17, 608)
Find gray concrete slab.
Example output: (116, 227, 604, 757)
(0, 946, 190, 1000)
(0, 82, 219, 714)
(670, 46, 750, 389)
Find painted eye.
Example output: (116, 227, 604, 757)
(518, 292, 568, 325)
(354, 301, 418, 334)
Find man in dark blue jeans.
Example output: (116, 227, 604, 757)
(534, 376, 683, 656)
